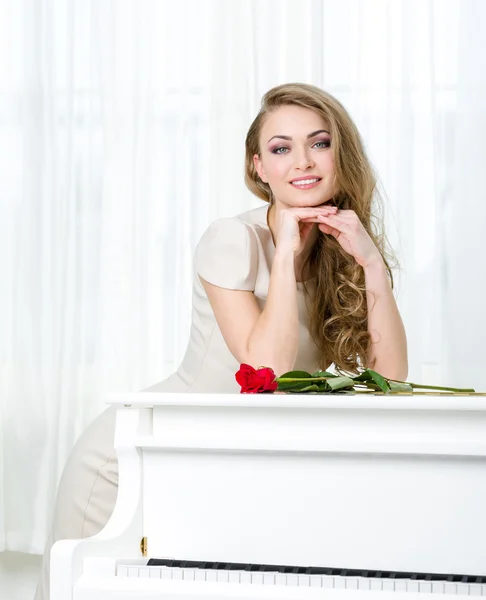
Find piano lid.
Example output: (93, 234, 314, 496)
(106, 391, 486, 411)
(103, 393, 486, 576)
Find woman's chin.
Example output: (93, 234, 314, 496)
(288, 195, 333, 208)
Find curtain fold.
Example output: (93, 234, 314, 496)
(1, 0, 485, 554)
(445, 0, 486, 387)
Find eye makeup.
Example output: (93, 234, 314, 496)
(268, 137, 331, 154)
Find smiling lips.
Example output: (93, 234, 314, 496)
(290, 177, 322, 189)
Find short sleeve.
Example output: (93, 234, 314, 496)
(194, 217, 258, 290)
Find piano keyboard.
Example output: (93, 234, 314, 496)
(115, 559, 486, 596)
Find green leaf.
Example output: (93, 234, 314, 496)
(367, 370, 391, 393)
(311, 370, 338, 378)
(352, 369, 374, 383)
(389, 381, 413, 393)
(299, 384, 321, 392)
(326, 376, 355, 391)
(351, 369, 391, 392)
(278, 370, 312, 379)
(277, 380, 316, 392)
(360, 381, 382, 391)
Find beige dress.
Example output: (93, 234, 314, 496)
(34, 203, 320, 599)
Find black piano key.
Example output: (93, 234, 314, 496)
(146, 557, 486, 582)
(227, 563, 247, 570)
(261, 564, 283, 572)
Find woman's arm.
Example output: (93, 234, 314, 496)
(201, 205, 338, 376)
(317, 210, 408, 380)
(364, 259, 408, 380)
(246, 245, 299, 374)
(200, 247, 298, 376)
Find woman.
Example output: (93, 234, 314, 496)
(35, 82, 407, 598)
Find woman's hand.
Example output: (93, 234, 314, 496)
(275, 205, 338, 257)
(315, 209, 382, 268)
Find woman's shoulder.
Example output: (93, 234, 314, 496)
(193, 204, 269, 291)
(197, 204, 269, 249)
(201, 204, 269, 237)
(232, 203, 269, 229)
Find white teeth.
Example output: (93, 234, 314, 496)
(291, 178, 320, 186)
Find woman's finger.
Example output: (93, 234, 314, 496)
(299, 209, 338, 222)
(290, 205, 338, 215)
(318, 222, 341, 237)
(317, 214, 353, 234)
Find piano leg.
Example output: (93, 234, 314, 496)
(49, 407, 148, 600)
(34, 406, 118, 600)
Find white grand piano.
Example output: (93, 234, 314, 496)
(51, 392, 486, 599)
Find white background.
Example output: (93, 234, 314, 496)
(1, 0, 485, 597)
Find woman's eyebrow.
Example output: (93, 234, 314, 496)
(267, 129, 330, 143)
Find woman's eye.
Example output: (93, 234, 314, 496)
(272, 141, 330, 154)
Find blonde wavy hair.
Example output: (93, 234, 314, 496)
(244, 83, 398, 374)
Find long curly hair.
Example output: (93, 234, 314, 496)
(244, 83, 398, 374)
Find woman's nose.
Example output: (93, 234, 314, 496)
(295, 151, 314, 169)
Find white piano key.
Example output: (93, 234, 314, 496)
(114, 562, 486, 598)
(111, 561, 486, 598)
(345, 578, 359, 590)
(205, 570, 217, 582)
(117, 565, 128, 578)
(419, 581, 432, 593)
(217, 570, 229, 583)
(457, 583, 470, 595)
(358, 577, 371, 590)
(370, 579, 383, 591)
(182, 568, 195, 581)
(444, 582, 457, 594)
(394, 580, 407, 592)
(240, 572, 251, 584)
(334, 577, 346, 589)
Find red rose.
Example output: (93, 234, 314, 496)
(235, 364, 278, 393)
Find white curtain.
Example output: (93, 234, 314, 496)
(1, 0, 485, 555)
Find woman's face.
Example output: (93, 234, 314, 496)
(253, 105, 336, 208)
